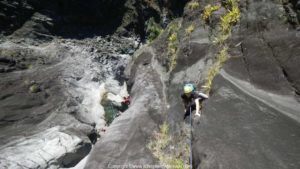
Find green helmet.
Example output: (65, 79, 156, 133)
(184, 84, 194, 94)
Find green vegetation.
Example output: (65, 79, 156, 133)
(185, 24, 195, 36)
(29, 84, 40, 93)
(201, 4, 221, 22)
(146, 17, 163, 42)
(148, 122, 170, 151)
(203, 0, 240, 94)
(215, 0, 240, 44)
(167, 22, 181, 72)
(145, 0, 160, 11)
(101, 93, 119, 125)
(203, 46, 229, 93)
(224, 0, 237, 8)
(220, 5, 240, 34)
(169, 32, 177, 42)
(187, 1, 200, 10)
(147, 122, 188, 169)
(27, 64, 33, 69)
(217, 46, 229, 64)
(213, 33, 230, 44)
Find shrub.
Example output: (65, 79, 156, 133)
(146, 17, 163, 42)
(217, 46, 229, 64)
(187, 1, 200, 10)
(203, 46, 229, 94)
(225, 0, 237, 8)
(145, 0, 160, 11)
(168, 32, 177, 42)
(168, 32, 178, 71)
(213, 33, 230, 44)
(166, 21, 180, 72)
(201, 4, 221, 22)
(220, 1, 240, 33)
(185, 24, 195, 36)
(147, 122, 186, 169)
(203, 0, 240, 93)
(203, 63, 221, 93)
(29, 84, 40, 93)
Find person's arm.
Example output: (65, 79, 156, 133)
(195, 98, 200, 115)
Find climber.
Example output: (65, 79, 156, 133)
(122, 96, 130, 106)
(118, 96, 130, 113)
(181, 83, 208, 120)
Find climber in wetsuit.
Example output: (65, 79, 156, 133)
(181, 84, 208, 119)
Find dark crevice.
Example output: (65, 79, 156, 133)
(0, 1, 35, 36)
(0, 94, 13, 100)
(281, 66, 300, 96)
(88, 123, 100, 145)
(57, 142, 92, 168)
(240, 42, 252, 81)
(283, 0, 300, 26)
(1, 0, 188, 40)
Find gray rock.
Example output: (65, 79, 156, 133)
(85, 0, 300, 169)
(0, 36, 137, 168)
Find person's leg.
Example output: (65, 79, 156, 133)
(184, 109, 190, 119)
(183, 104, 196, 119)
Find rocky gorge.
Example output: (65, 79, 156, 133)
(1, 0, 300, 169)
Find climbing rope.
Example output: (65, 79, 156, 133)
(189, 106, 193, 169)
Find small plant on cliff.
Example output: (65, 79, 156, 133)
(217, 46, 229, 64)
(29, 84, 40, 93)
(220, 5, 240, 33)
(203, 46, 229, 94)
(224, 0, 238, 9)
(146, 17, 163, 42)
(147, 122, 170, 153)
(213, 0, 240, 44)
(201, 4, 221, 22)
(168, 32, 177, 42)
(187, 1, 200, 10)
(202, 0, 240, 93)
(145, 0, 160, 11)
(213, 33, 230, 44)
(185, 24, 195, 36)
(168, 32, 178, 54)
(168, 32, 178, 71)
(147, 122, 186, 169)
(166, 21, 181, 72)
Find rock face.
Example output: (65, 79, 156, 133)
(1, 0, 300, 169)
(86, 0, 300, 169)
(191, 0, 300, 168)
(0, 36, 138, 168)
(0, 0, 188, 39)
(0, 0, 190, 168)
(0, 8, 139, 167)
(85, 47, 165, 168)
